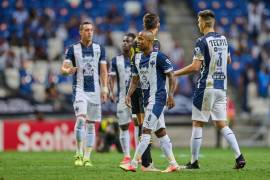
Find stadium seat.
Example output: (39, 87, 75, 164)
(4, 68, 20, 90)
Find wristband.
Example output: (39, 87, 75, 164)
(102, 86, 109, 93)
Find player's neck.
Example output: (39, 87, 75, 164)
(123, 50, 129, 58)
(203, 28, 215, 35)
(151, 29, 158, 37)
(142, 47, 153, 56)
(81, 39, 92, 47)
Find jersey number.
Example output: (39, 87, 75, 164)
(217, 52, 222, 67)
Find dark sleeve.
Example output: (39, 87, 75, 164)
(64, 46, 76, 66)
(99, 45, 107, 64)
(157, 52, 173, 73)
(193, 38, 205, 61)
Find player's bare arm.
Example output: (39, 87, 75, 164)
(166, 71, 176, 109)
(174, 59, 202, 77)
(61, 60, 77, 75)
(125, 75, 139, 108)
(100, 63, 108, 103)
(108, 75, 116, 102)
(227, 56, 232, 64)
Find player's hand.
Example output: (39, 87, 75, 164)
(101, 92, 108, 103)
(63, 66, 77, 75)
(68, 67, 78, 74)
(125, 96, 131, 108)
(166, 95, 175, 109)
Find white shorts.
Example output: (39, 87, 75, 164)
(116, 103, 131, 125)
(143, 104, 166, 131)
(192, 88, 227, 122)
(73, 92, 101, 122)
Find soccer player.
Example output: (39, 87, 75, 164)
(120, 30, 179, 173)
(174, 10, 246, 169)
(109, 33, 136, 164)
(129, 13, 161, 171)
(61, 21, 108, 167)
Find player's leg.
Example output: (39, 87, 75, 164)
(132, 114, 139, 147)
(131, 88, 155, 168)
(213, 121, 245, 169)
(154, 113, 179, 173)
(139, 111, 153, 169)
(117, 107, 132, 164)
(83, 103, 101, 167)
(186, 120, 204, 169)
(120, 108, 154, 172)
(74, 114, 86, 166)
(211, 90, 245, 169)
(73, 97, 88, 166)
(135, 89, 154, 169)
(84, 120, 95, 167)
(136, 112, 144, 134)
(186, 89, 211, 169)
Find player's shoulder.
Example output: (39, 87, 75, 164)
(206, 32, 225, 39)
(156, 51, 168, 59)
(65, 41, 80, 54)
(111, 56, 117, 63)
(196, 35, 207, 43)
(66, 41, 80, 49)
(112, 54, 123, 61)
(92, 41, 104, 49)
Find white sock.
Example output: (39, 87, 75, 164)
(74, 117, 85, 155)
(190, 127, 202, 163)
(221, 126, 241, 158)
(119, 129, 130, 157)
(84, 122, 95, 159)
(159, 135, 177, 166)
(134, 126, 139, 147)
(131, 134, 151, 167)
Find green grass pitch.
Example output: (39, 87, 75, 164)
(1, 148, 270, 180)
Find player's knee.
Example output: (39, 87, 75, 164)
(142, 127, 151, 134)
(193, 120, 204, 127)
(75, 116, 86, 130)
(155, 128, 166, 138)
(141, 134, 151, 144)
(120, 124, 129, 131)
(214, 121, 226, 129)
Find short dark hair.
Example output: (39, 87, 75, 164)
(143, 13, 159, 30)
(126, 32, 136, 40)
(79, 21, 93, 31)
(198, 10, 215, 20)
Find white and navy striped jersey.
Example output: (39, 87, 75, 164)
(65, 42, 106, 104)
(132, 51, 173, 107)
(109, 55, 131, 106)
(193, 32, 230, 90)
